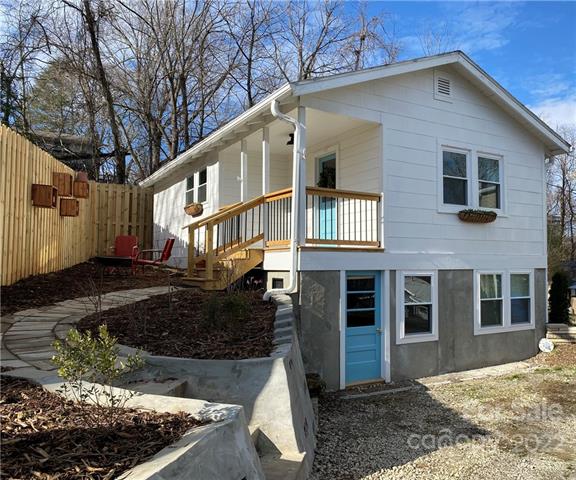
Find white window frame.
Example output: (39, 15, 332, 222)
(440, 146, 471, 212)
(185, 167, 208, 205)
(197, 168, 207, 203)
(437, 140, 506, 215)
(510, 270, 535, 327)
(396, 271, 439, 344)
(314, 145, 339, 188)
(477, 152, 504, 211)
(474, 270, 535, 335)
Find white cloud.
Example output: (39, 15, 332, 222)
(524, 73, 572, 99)
(399, 2, 522, 57)
(528, 94, 576, 131)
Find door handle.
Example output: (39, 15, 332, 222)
(376, 328, 382, 335)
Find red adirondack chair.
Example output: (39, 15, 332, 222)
(131, 238, 175, 273)
(111, 235, 138, 257)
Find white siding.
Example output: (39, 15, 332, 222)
(306, 124, 380, 193)
(301, 65, 547, 268)
(218, 150, 292, 204)
(152, 154, 218, 268)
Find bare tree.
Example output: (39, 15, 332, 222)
(59, 0, 127, 183)
(344, 2, 400, 70)
(0, 0, 51, 130)
(224, 0, 283, 107)
(547, 125, 576, 273)
(418, 24, 457, 56)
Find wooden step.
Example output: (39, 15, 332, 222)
(183, 249, 264, 291)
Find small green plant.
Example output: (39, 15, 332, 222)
(202, 292, 250, 330)
(549, 271, 570, 324)
(52, 325, 144, 427)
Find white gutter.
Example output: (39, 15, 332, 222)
(263, 100, 303, 301)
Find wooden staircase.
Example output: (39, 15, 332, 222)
(181, 189, 290, 291)
(183, 248, 264, 290)
(180, 185, 382, 291)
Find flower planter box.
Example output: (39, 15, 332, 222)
(457, 209, 497, 224)
(60, 198, 79, 217)
(31, 184, 58, 208)
(52, 172, 73, 197)
(184, 203, 203, 217)
(73, 180, 90, 199)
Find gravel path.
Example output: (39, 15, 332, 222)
(312, 353, 576, 479)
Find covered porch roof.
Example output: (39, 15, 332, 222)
(141, 51, 571, 188)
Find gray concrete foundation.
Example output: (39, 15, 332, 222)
(296, 269, 547, 390)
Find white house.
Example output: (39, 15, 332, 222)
(140, 51, 570, 391)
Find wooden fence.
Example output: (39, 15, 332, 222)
(0, 125, 153, 286)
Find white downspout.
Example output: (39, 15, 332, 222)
(263, 100, 303, 301)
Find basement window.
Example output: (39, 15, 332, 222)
(474, 270, 535, 335)
(396, 271, 438, 344)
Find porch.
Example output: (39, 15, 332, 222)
(184, 185, 382, 289)
(180, 103, 383, 289)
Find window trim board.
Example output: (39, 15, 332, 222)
(395, 270, 439, 345)
(473, 269, 535, 336)
(437, 139, 506, 215)
(185, 166, 209, 206)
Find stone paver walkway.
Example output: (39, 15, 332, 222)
(1, 286, 174, 372)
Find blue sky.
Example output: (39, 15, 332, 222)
(361, 1, 576, 129)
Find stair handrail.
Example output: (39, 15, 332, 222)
(185, 187, 294, 280)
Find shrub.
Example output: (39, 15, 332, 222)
(549, 271, 570, 324)
(202, 292, 250, 330)
(52, 325, 144, 426)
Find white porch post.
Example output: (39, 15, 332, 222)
(240, 138, 248, 202)
(262, 127, 270, 194)
(297, 106, 306, 245)
(262, 127, 270, 245)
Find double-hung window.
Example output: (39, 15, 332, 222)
(442, 150, 468, 206)
(510, 273, 532, 325)
(478, 156, 501, 209)
(440, 145, 503, 212)
(396, 271, 438, 344)
(479, 273, 503, 327)
(185, 168, 207, 205)
(475, 270, 534, 334)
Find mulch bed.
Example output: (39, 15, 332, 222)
(1, 262, 174, 317)
(78, 289, 276, 360)
(0, 375, 203, 480)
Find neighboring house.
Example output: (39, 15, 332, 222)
(140, 51, 570, 391)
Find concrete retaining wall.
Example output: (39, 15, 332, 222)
(122, 294, 316, 479)
(3, 368, 264, 480)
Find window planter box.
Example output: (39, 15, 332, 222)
(458, 209, 497, 224)
(184, 202, 203, 217)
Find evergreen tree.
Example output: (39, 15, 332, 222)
(549, 271, 570, 324)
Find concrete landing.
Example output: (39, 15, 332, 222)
(547, 323, 576, 343)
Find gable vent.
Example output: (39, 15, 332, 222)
(436, 76, 451, 97)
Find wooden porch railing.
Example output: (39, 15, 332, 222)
(184, 186, 381, 279)
(305, 187, 381, 247)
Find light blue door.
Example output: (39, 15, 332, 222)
(316, 153, 337, 240)
(345, 272, 382, 384)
